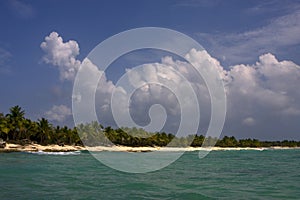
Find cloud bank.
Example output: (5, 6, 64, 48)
(42, 32, 300, 139)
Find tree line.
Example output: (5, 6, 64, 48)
(1, 106, 300, 147)
(0, 106, 81, 145)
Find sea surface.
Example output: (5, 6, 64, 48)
(1, 149, 300, 199)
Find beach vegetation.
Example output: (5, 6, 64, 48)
(1, 106, 300, 148)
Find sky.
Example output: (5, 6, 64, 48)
(1, 0, 300, 140)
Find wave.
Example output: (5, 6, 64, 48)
(27, 150, 81, 155)
(86, 146, 269, 152)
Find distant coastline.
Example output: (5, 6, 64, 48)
(1, 106, 300, 153)
(1, 142, 299, 153)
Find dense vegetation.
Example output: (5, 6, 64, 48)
(1, 106, 300, 147)
(0, 106, 81, 146)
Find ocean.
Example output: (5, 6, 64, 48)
(1, 149, 299, 199)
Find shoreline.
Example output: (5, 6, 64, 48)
(85, 146, 300, 152)
(0, 143, 85, 153)
(1, 143, 300, 153)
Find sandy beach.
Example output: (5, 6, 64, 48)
(0, 143, 85, 153)
(1, 143, 299, 153)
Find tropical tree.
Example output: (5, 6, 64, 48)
(6, 105, 26, 141)
(191, 135, 204, 147)
(23, 119, 38, 141)
(0, 113, 10, 140)
(37, 118, 52, 145)
(217, 136, 238, 147)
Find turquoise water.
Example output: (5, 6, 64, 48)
(1, 150, 300, 199)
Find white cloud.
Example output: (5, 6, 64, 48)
(42, 32, 300, 139)
(95, 49, 300, 139)
(95, 50, 215, 134)
(226, 53, 300, 117)
(41, 32, 81, 81)
(223, 52, 300, 139)
(45, 105, 72, 122)
(77, 50, 300, 137)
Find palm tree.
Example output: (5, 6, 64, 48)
(6, 105, 26, 141)
(0, 113, 10, 140)
(24, 119, 38, 141)
(37, 118, 52, 145)
(8, 105, 25, 119)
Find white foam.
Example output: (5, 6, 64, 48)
(28, 150, 81, 155)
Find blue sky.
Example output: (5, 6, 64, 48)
(1, 0, 300, 140)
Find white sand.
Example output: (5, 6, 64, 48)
(4, 143, 84, 152)
(2, 143, 299, 152)
(86, 146, 299, 152)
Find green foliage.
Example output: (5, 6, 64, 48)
(0, 106, 82, 146)
(216, 136, 239, 147)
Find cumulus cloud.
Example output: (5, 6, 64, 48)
(223, 53, 300, 139)
(93, 53, 212, 135)
(41, 32, 81, 81)
(96, 50, 300, 139)
(42, 32, 300, 139)
(45, 105, 72, 122)
(226, 53, 300, 117)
